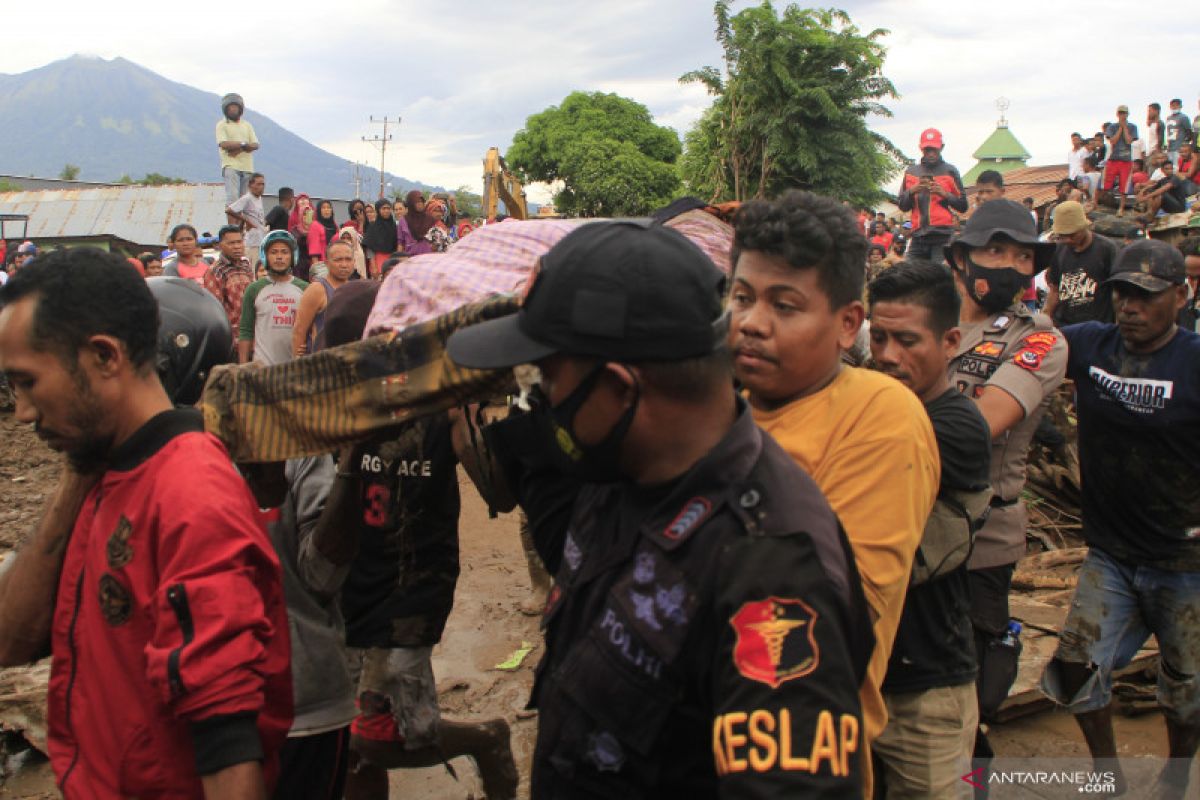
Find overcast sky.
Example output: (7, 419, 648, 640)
(3, 1, 1198, 202)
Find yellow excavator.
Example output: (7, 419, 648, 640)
(481, 147, 529, 221)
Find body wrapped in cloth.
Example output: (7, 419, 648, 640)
(201, 296, 518, 462)
(201, 211, 733, 462)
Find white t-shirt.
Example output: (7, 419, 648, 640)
(229, 192, 267, 256)
(1067, 147, 1089, 180)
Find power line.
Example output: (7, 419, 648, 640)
(362, 116, 400, 199)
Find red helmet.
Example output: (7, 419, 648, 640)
(919, 128, 944, 150)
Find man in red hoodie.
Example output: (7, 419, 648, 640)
(0, 250, 292, 799)
(897, 128, 968, 267)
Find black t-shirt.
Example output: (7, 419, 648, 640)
(1155, 175, 1189, 213)
(1064, 323, 1200, 569)
(265, 204, 289, 231)
(340, 416, 461, 647)
(884, 388, 991, 693)
(1049, 234, 1118, 326)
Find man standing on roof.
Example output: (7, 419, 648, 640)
(1102, 106, 1138, 217)
(216, 93, 260, 205)
(1165, 99, 1194, 159)
(897, 128, 968, 267)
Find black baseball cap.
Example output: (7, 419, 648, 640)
(945, 198, 1055, 272)
(1105, 238, 1186, 292)
(447, 221, 727, 369)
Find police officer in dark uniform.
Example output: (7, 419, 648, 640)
(448, 221, 874, 798)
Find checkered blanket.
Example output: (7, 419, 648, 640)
(201, 296, 518, 462)
(365, 210, 733, 334)
(202, 212, 733, 462)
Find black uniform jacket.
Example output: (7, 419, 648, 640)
(498, 402, 874, 799)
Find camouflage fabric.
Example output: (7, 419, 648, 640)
(201, 295, 518, 462)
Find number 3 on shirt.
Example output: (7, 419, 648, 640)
(363, 483, 391, 527)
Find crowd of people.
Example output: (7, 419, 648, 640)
(0, 102, 1198, 800)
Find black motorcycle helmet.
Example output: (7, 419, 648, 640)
(146, 277, 232, 405)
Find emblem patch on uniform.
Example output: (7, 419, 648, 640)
(587, 731, 625, 773)
(730, 597, 819, 688)
(1014, 350, 1043, 370)
(628, 581, 689, 632)
(563, 532, 584, 572)
(98, 573, 132, 626)
(1011, 332, 1056, 372)
(633, 552, 656, 584)
(990, 315, 1011, 331)
(972, 341, 1003, 357)
(1022, 332, 1058, 349)
(663, 497, 713, 541)
(106, 515, 133, 569)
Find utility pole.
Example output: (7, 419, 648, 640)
(362, 116, 400, 199)
(350, 161, 365, 199)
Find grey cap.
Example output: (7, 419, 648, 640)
(1106, 239, 1186, 293)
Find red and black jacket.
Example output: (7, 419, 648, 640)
(897, 158, 968, 236)
(47, 409, 292, 798)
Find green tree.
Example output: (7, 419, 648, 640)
(137, 173, 186, 186)
(453, 185, 484, 221)
(506, 91, 682, 217)
(680, 2, 905, 205)
(59, 164, 81, 180)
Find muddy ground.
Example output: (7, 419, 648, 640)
(0, 412, 1173, 798)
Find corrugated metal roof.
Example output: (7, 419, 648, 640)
(964, 164, 1069, 209)
(0, 183, 230, 247)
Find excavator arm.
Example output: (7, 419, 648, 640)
(482, 147, 529, 221)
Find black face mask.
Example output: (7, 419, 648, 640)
(529, 364, 640, 484)
(959, 251, 1031, 314)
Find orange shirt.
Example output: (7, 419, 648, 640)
(752, 367, 939, 797)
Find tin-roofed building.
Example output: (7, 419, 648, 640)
(0, 177, 349, 256)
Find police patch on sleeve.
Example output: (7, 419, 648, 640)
(730, 597, 819, 688)
(1011, 332, 1057, 372)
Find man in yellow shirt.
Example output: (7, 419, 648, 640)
(216, 92, 260, 205)
(728, 190, 940, 798)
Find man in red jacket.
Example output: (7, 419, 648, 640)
(897, 128, 968, 267)
(0, 249, 292, 799)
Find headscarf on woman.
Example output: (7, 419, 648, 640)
(362, 199, 398, 253)
(287, 194, 315, 280)
(347, 199, 367, 234)
(403, 189, 436, 241)
(423, 198, 452, 253)
(337, 225, 368, 279)
(315, 199, 339, 242)
(288, 193, 313, 235)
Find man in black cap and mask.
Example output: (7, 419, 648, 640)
(1040, 239, 1200, 799)
(216, 92, 259, 205)
(447, 220, 874, 798)
(945, 198, 1067, 761)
